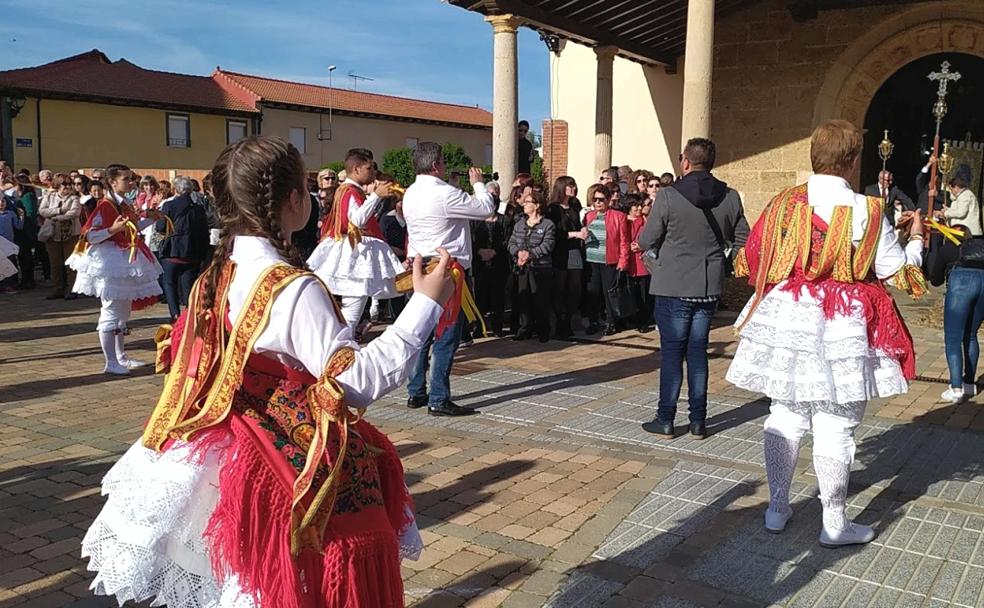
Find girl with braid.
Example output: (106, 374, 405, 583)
(82, 136, 454, 607)
(67, 163, 163, 375)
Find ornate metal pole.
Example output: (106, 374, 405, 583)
(927, 61, 962, 214)
(878, 130, 894, 172)
(939, 141, 955, 208)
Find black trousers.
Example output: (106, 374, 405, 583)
(585, 262, 618, 324)
(517, 269, 554, 338)
(628, 275, 652, 327)
(475, 265, 508, 333)
(553, 267, 583, 331)
(16, 237, 35, 286)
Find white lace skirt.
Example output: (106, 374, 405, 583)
(307, 236, 404, 298)
(0, 235, 17, 281)
(81, 439, 255, 608)
(82, 438, 424, 608)
(726, 282, 908, 405)
(67, 242, 162, 300)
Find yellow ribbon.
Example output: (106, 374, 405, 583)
(452, 266, 487, 338)
(124, 220, 139, 263)
(927, 219, 964, 246)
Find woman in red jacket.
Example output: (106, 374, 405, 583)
(583, 183, 630, 335)
(625, 194, 653, 332)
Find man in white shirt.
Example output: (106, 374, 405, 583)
(403, 142, 496, 416)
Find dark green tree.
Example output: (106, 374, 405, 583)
(381, 147, 415, 187)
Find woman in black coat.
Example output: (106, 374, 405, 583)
(508, 189, 555, 342)
(547, 176, 586, 338)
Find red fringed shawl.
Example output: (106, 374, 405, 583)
(734, 184, 922, 380)
(146, 263, 413, 607)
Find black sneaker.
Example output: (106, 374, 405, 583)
(407, 395, 428, 409)
(428, 401, 479, 417)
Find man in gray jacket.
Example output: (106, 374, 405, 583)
(638, 138, 749, 440)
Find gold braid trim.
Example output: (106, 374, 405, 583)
(889, 264, 928, 299)
(290, 347, 359, 555)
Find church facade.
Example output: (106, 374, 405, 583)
(454, 0, 984, 217)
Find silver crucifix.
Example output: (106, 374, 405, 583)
(929, 60, 962, 99)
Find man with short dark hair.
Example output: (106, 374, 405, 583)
(639, 137, 749, 440)
(518, 120, 534, 175)
(403, 141, 495, 416)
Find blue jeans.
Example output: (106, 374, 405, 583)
(653, 296, 717, 424)
(161, 260, 200, 320)
(944, 267, 984, 389)
(407, 305, 466, 406)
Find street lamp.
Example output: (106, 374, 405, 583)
(327, 65, 336, 140)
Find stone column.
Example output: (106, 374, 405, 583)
(594, 45, 618, 180)
(681, 0, 715, 147)
(486, 14, 523, 190)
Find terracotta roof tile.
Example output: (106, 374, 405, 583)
(0, 50, 257, 114)
(216, 70, 492, 128)
(0, 50, 492, 128)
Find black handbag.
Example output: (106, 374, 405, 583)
(608, 270, 638, 319)
(957, 196, 984, 268)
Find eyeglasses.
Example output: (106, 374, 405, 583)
(636, 177, 646, 183)
(592, 196, 607, 202)
(73, 181, 84, 186)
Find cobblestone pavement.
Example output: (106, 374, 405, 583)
(1, 286, 983, 608)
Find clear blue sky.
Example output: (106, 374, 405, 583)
(0, 0, 550, 130)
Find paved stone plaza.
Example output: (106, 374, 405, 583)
(1, 288, 983, 608)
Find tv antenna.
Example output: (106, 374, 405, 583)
(348, 70, 374, 91)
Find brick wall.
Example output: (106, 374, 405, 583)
(541, 119, 569, 185)
(710, 0, 912, 217)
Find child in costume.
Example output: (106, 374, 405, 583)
(726, 120, 926, 548)
(82, 135, 452, 608)
(66, 164, 163, 375)
(307, 148, 405, 332)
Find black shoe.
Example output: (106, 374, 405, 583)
(604, 324, 618, 336)
(428, 401, 478, 417)
(513, 331, 532, 341)
(689, 421, 707, 440)
(64, 293, 78, 301)
(538, 335, 550, 343)
(586, 323, 600, 335)
(407, 395, 428, 409)
(642, 420, 675, 438)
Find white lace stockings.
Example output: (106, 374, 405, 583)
(764, 432, 799, 515)
(814, 455, 851, 532)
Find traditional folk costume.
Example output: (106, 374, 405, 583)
(0, 234, 18, 281)
(308, 179, 405, 330)
(726, 175, 926, 547)
(82, 236, 440, 608)
(66, 195, 163, 374)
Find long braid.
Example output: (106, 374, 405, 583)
(198, 135, 307, 324)
(259, 168, 306, 270)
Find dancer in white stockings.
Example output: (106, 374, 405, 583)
(727, 120, 927, 548)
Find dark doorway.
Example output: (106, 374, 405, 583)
(861, 52, 984, 199)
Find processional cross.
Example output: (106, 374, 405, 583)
(926, 61, 962, 215)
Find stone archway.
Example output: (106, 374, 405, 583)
(813, 1, 984, 127)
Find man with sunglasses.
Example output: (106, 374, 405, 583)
(638, 138, 749, 440)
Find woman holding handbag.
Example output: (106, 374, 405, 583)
(38, 174, 82, 299)
(508, 188, 555, 342)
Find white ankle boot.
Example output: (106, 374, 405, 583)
(116, 332, 147, 369)
(814, 455, 875, 548)
(100, 332, 131, 376)
(763, 432, 799, 533)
